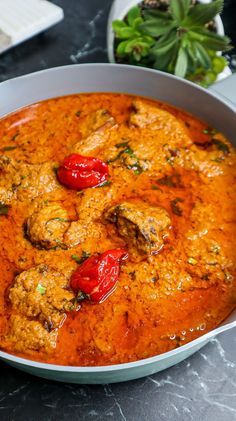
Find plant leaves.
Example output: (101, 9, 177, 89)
(151, 31, 178, 56)
(170, 0, 191, 23)
(185, 0, 224, 26)
(153, 47, 176, 70)
(112, 20, 127, 31)
(114, 26, 137, 39)
(194, 42, 211, 69)
(142, 35, 155, 45)
(127, 6, 141, 26)
(116, 40, 129, 55)
(143, 9, 171, 21)
(174, 47, 188, 77)
(151, 29, 175, 49)
(124, 39, 151, 59)
(186, 43, 197, 66)
(189, 28, 231, 51)
(139, 19, 174, 37)
(133, 17, 144, 30)
(152, 37, 178, 57)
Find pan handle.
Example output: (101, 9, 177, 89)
(209, 73, 236, 108)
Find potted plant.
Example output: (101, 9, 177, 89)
(107, 0, 232, 87)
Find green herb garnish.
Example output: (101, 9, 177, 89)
(53, 239, 68, 250)
(72, 251, 91, 264)
(99, 180, 112, 187)
(107, 143, 133, 162)
(115, 141, 129, 148)
(202, 127, 217, 135)
(0, 203, 9, 215)
(214, 157, 225, 163)
(107, 142, 145, 174)
(223, 269, 233, 284)
(36, 284, 46, 295)
(127, 162, 144, 174)
(157, 173, 181, 187)
(212, 139, 229, 155)
(1, 146, 18, 152)
(77, 291, 89, 301)
(187, 257, 198, 265)
(11, 133, 19, 141)
(106, 146, 135, 163)
(75, 111, 81, 117)
(47, 218, 70, 223)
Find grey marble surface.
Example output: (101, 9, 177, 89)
(0, 1, 236, 420)
(0, 331, 236, 421)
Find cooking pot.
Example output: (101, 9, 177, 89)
(0, 63, 235, 384)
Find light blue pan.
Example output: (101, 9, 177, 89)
(0, 64, 235, 384)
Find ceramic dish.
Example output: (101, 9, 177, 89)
(0, 63, 235, 384)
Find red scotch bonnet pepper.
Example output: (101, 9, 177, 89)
(70, 249, 128, 303)
(57, 153, 109, 190)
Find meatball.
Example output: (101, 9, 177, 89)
(26, 202, 70, 249)
(104, 202, 171, 258)
(0, 155, 21, 205)
(17, 161, 61, 201)
(9, 265, 75, 330)
(63, 188, 111, 248)
(6, 315, 58, 353)
(72, 109, 116, 155)
(0, 155, 61, 205)
(129, 99, 186, 132)
(64, 220, 106, 248)
(82, 109, 116, 137)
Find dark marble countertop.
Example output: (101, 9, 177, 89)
(0, 1, 236, 420)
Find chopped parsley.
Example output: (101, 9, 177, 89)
(157, 173, 181, 188)
(106, 146, 134, 163)
(71, 251, 91, 264)
(212, 139, 229, 155)
(53, 239, 68, 250)
(187, 257, 198, 265)
(115, 141, 129, 148)
(47, 217, 70, 223)
(75, 111, 81, 117)
(1, 145, 18, 152)
(107, 142, 144, 175)
(0, 203, 9, 215)
(12, 133, 19, 141)
(202, 127, 217, 135)
(127, 162, 144, 175)
(77, 291, 89, 301)
(36, 284, 46, 295)
(98, 180, 112, 187)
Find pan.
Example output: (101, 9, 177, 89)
(0, 63, 235, 384)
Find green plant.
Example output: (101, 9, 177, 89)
(112, 0, 231, 86)
(112, 6, 155, 63)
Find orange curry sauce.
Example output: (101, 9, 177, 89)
(0, 93, 235, 366)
